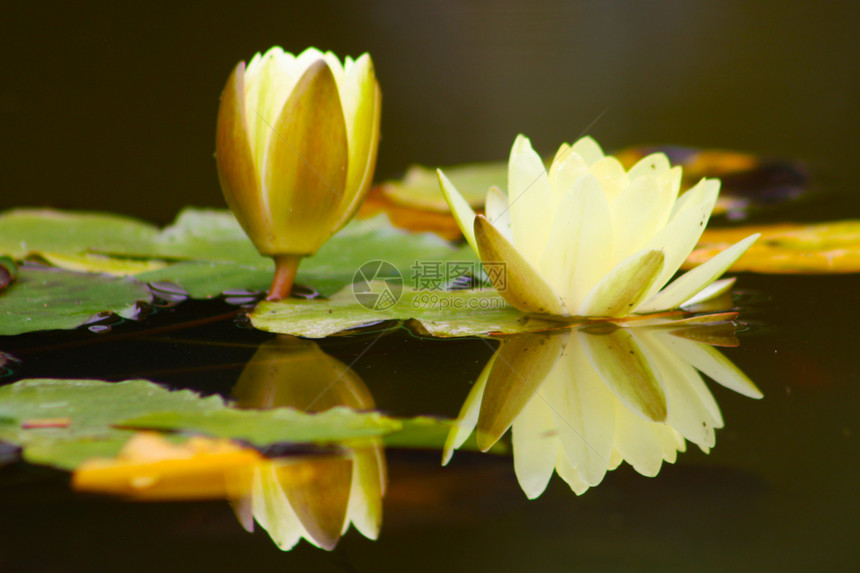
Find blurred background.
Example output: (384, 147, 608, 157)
(2, 0, 859, 223)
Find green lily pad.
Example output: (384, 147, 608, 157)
(380, 163, 507, 212)
(250, 285, 565, 338)
(0, 256, 18, 291)
(0, 267, 153, 335)
(0, 378, 488, 471)
(0, 207, 478, 299)
(0, 378, 223, 469)
(0, 209, 161, 259)
(121, 407, 402, 447)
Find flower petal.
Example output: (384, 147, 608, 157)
(657, 332, 763, 398)
(627, 152, 670, 181)
(578, 249, 665, 318)
(580, 327, 667, 422)
(638, 178, 719, 303)
(508, 135, 555, 261)
(564, 174, 614, 308)
(476, 332, 566, 450)
(263, 60, 349, 255)
(638, 233, 759, 313)
(588, 156, 629, 204)
(474, 215, 567, 315)
(280, 457, 352, 551)
(438, 169, 478, 252)
(512, 395, 559, 499)
(442, 353, 492, 465)
(610, 175, 667, 259)
(345, 444, 385, 540)
(251, 462, 304, 550)
(570, 136, 605, 165)
(549, 335, 615, 487)
(484, 185, 513, 242)
(216, 62, 267, 249)
(548, 144, 589, 198)
(333, 54, 382, 231)
(679, 277, 735, 308)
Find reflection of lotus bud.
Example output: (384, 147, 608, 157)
(231, 336, 385, 551)
(444, 322, 761, 499)
(216, 47, 381, 300)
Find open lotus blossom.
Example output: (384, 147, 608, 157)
(216, 47, 381, 300)
(438, 135, 760, 318)
(443, 322, 762, 498)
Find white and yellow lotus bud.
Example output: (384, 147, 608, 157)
(216, 47, 381, 300)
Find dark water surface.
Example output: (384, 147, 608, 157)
(2, 1, 859, 571)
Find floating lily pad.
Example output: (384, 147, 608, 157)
(0, 209, 161, 259)
(0, 208, 477, 299)
(0, 267, 153, 335)
(688, 221, 860, 273)
(250, 285, 565, 338)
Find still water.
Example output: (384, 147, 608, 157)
(2, 1, 859, 571)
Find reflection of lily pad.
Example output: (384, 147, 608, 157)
(0, 378, 222, 469)
(0, 267, 153, 335)
(0, 378, 483, 471)
(250, 285, 562, 338)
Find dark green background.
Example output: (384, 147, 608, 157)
(3, 1, 859, 222)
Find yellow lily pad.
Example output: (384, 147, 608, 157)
(686, 221, 860, 273)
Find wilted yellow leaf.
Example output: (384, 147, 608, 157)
(686, 221, 860, 273)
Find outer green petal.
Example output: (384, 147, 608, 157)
(638, 233, 759, 313)
(474, 215, 567, 316)
(578, 249, 665, 317)
(438, 169, 478, 252)
(263, 60, 349, 255)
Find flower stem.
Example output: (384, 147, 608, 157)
(267, 254, 303, 301)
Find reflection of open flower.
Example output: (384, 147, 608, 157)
(438, 135, 759, 317)
(216, 47, 381, 300)
(231, 336, 386, 550)
(443, 322, 761, 498)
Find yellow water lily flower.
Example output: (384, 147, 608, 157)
(438, 135, 759, 317)
(216, 47, 381, 300)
